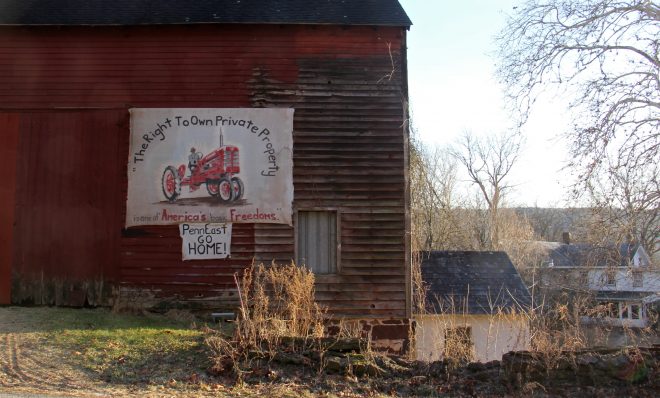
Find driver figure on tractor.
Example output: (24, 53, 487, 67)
(188, 147, 202, 176)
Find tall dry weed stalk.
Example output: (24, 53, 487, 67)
(236, 261, 325, 346)
(206, 261, 327, 380)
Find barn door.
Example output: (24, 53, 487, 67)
(12, 111, 125, 305)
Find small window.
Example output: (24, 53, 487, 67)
(599, 302, 618, 318)
(444, 327, 474, 362)
(621, 304, 629, 319)
(631, 304, 641, 320)
(296, 210, 338, 274)
(605, 271, 616, 286)
(633, 272, 643, 288)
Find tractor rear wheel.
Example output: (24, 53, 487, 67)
(231, 177, 244, 201)
(162, 166, 181, 201)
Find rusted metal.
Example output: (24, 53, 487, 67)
(1, 24, 410, 315)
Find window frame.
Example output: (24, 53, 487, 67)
(630, 304, 641, 320)
(604, 269, 617, 287)
(444, 326, 474, 361)
(294, 208, 341, 275)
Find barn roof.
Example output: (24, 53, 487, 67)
(0, 0, 412, 27)
(419, 251, 532, 315)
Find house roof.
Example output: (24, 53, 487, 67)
(595, 291, 656, 302)
(0, 0, 412, 27)
(419, 251, 532, 315)
(537, 241, 648, 268)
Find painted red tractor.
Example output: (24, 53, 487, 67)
(161, 145, 243, 203)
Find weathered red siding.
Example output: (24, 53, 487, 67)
(0, 24, 410, 317)
(0, 113, 19, 304)
(11, 111, 123, 305)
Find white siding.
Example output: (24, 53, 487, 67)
(587, 268, 660, 292)
(415, 314, 530, 363)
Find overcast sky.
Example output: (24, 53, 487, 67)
(399, 0, 574, 207)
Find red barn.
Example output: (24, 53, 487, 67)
(0, 0, 412, 351)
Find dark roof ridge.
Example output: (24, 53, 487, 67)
(0, 0, 412, 27)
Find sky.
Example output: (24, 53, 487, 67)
(399, 0, 573, 207)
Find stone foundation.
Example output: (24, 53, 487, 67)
(326, 318, 414, 355)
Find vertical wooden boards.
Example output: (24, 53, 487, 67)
(0, 113, 19, 304)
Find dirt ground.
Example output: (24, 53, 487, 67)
(0, 307, 230, 398)
(1, 307, 110, 396)
(1, 307, 658, 398)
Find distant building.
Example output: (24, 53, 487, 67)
(415, 251, 532, 363)
(537, 241, 658, 329)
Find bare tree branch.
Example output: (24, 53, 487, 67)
(449, 131, 524, 248)
(497, 0, 659, 255)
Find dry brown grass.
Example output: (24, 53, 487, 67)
(206, 261, 329, 381)
(235, 261, 326, 346)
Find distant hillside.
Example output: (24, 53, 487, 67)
(511, 207, 592, 242)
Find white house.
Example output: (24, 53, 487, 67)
(539, 241, 659, 328)
(415, 251, 532, 363)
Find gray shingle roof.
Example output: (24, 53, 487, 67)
(595, 291, 655, 301)
(419, 251, 532, 315)
(537, 242, 643, 268)
(0, 0, 412, 27)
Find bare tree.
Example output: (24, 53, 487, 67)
(410, 132, 467, 251)
(449, 131, 523, 248)
(497, 0, 659, 177)
(583, 160, 659, 256)
(496, 0, 659, 253)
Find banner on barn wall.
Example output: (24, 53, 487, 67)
(179, 223, 232, 260)
(126, 108, 294, 227)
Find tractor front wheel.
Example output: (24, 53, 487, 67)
(215, 177, 234, 203)
(206, 180, 220, 197)
(162, 166, 181, 201)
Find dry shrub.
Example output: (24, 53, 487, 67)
(411, 252, 428, 315)
(206, 261, 326, 380)
(523, 292, 617, 373)
(239, 261, 325, 344)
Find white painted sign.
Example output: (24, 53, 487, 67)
(180, 223, 232, 260)
(126, 108, 294, 227)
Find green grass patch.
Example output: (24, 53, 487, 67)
(35, 308, 212, 385)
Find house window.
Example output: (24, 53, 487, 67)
(620, 303, 628, 319)
(631, 304, 641, 320)
(599, 302, 618, 318)
(633, 272, 643, 288)
(444, 327, 474, 362)
(296, 210, 338, 274)
(605, 270, 616, 287)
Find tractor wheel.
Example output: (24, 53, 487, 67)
(161, 166, 181, 201)
(231, 177, 244, 201)
(216, 177, 234, 203)
(206, 180, 220, 197)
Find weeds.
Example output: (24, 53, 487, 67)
(206, 261, 332, 382)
